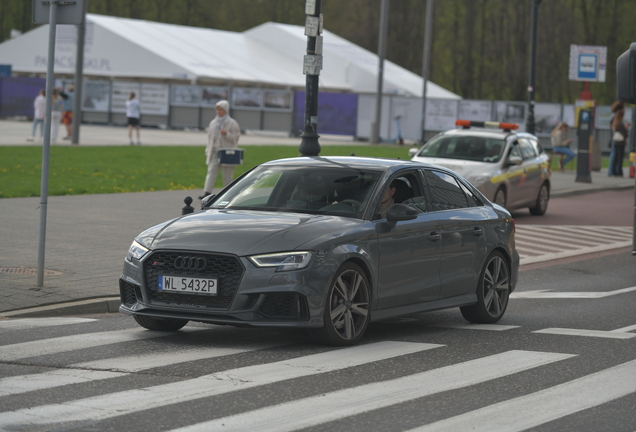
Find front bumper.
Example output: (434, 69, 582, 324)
(119, 249, 332, 328)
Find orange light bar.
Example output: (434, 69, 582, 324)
(455, 120, 519, 130)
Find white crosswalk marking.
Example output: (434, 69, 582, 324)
(0, 341, 440, 429)
(407, 359, 636, 432)
(0, 343, 282, 397)
(166, 350, 575, 432)
(516, 225, 632, 265)
(0, 317, 98, 329)
(0, 369, 127, 397)
(431, 323, 519, 331)
(0, 328, 203, 362)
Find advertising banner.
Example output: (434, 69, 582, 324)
(141, 83, 169, 115)
(111, 81, 140, 113)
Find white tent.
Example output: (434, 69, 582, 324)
(0, 14, 460, 99)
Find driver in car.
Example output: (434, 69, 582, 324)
(379, 180, 397, 218)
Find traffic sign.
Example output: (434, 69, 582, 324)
(569, 45, 606, 82)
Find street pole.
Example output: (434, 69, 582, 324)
(526, 0, 541, 135)
(37, 1, 58, 287)
(420, 0, 433, 144)
(371, 0, 389, 144)
(299, 0, 322, 157)
(71, 0, 87, 145)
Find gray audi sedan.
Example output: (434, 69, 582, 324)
(119, 156, 519, 345)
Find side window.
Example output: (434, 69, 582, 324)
(519, 138, 538, 159)
(530, 138, 544, 155)
(423, 170, 469, 211)
(457, 179, 484, 207)
(509, 141, 522, 158)
(374, 171, 427, 219)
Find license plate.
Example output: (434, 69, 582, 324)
(158, 275, 217, 295)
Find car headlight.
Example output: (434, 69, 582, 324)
(248, 251, 313, 272)
(466, 174, 491, 187)
(126, 240, 149, 261)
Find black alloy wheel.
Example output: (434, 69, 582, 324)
(460, 251, 510, 323)
(134, 315, 189, 331)
(313, 262, 370, 346)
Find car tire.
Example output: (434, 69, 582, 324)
(493, 187, 507, 208)
(460, 251, 510, 324)
(312, 262, 370, 346)
(133, 315, 189, 331)
(529, 182, 549, 216)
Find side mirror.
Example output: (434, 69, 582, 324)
(408, 148, 419, 157)
(386, 204, 418, 222)
(506, 156, 523, 166)
(201, 194, 216, 209)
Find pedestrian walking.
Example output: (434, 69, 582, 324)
(550, 122, 576, 171)
(27, 89, 46, 141)
(126, 92, 141, 145)
(50, 88, 64, 143)
(60, 84, 74, 140)
(609, 104, 630, 177)
(200, 100, 240, 199)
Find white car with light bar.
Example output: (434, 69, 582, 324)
(410, 120, 551, 215)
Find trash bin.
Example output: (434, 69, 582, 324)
(630, 152, 636, 178)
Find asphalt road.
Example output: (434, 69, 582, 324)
(1, 250, 634, 432)
(512, 188, 635, 227)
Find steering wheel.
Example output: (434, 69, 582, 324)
(339, 199, 361, 211)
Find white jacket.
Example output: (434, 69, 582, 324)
(205, 115, 240, 165)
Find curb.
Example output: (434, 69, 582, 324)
(551, 182, 634, 198)
(0, 297, 120, 318)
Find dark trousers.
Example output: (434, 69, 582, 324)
(611, 144, 625, 176)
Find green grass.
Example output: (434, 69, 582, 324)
(0, 145, 412, 198)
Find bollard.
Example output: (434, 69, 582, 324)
(182, 196, 194, 215)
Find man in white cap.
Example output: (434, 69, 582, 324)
(200, 100, 240, 199)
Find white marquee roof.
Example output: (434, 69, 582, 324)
(0, 14, 460, 99)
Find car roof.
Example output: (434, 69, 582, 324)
(261, 156, 437, 172)
(437, 127, 538, 141)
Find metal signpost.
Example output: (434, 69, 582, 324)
(72, 0, 88, 145)
(299, 0, 322, 157)
(371, 0, 389, 144)
(526, 0, 541, 135)
(32, 0, 85, 287)
(420, 0, 433, 144)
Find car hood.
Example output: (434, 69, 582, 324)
(412, 157, 498, 178)
(136, 209, 363, 256)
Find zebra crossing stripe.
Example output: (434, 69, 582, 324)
(407, 359, 636, 432)
(0, 341, 441, 429)
(166, 350, 575, 432)
(0, 328, 204, 362)
(0, 317, 98, 329)
(533, 328, 636, 339)
(0, 369, 127, 397)
(0, 343, 282, 397)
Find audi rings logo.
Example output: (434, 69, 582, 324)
(173, 256, 207, 270)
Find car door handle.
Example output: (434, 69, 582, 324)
(473, 227, 483, 236)
(428, 232, 441, 242)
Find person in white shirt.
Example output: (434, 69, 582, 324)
(126, 92, 141, 145)
(27, 89, 46, 141)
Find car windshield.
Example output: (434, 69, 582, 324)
(417, 135, 505, 163)
(209, 165, 382, 218)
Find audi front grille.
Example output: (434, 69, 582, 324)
(142, 251, 244, 310)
